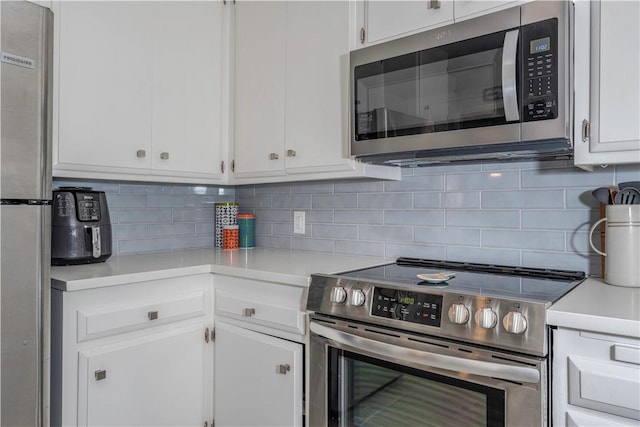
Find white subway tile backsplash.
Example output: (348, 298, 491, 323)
(383, 175, 443, 192)
(446, 171, 519, 191)
(312, 194, 357, 209)
(385, 243, 445, 260)
(441, 192, 479, 209)
(358, 193, 413, 209)
(334, 210, 383, 225)
(481, 229, 565, 251)
(59, 162, 630, 275)
(414, 227, 480, 246)
(312, 224, 357, 240)
(446, 210, 520, 228)
(335, 240, 385, 257)
(53, 179, 234, 256)
(384, 210, 444, 227)
(481, 190, 565, 209)
(358, 225, 413, 243)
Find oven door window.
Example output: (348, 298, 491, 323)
(354, 30, 515, 141)
(329, 349, 505, 427)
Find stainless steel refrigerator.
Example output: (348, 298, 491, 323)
(1, 1, 53, 426)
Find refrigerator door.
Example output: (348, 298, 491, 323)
(0, 1, 53, 200)
(1, 204, 50, 427)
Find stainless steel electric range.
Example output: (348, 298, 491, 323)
(306, 258, 585, 427)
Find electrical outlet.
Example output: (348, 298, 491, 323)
(293, 211, 305, 234)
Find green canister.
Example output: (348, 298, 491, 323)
(237, 214, 255, 248)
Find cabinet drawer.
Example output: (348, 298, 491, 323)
(568, 355, 640, 420)
(216, 291, 304, 335)
(77, 291, 205, 342)
(214, 276, 306, 336)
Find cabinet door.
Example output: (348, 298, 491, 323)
(214, 321, 303, 427)
(77, 324, 211, 427)
(574, 0, 640, 167)
(233, 1, 286, 177)
(56, 1, 153, 171)
(151, 1, 224, 179)
(589, 1, 640, 155)
(358, 0, 453, 47)
(454, 1, 523, 22)
(284, 1, 354, 174)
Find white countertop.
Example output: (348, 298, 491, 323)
(547, 277, 640, 339)
(51, 248, 392, 291)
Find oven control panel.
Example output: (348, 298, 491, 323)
(371, 287, 443, 327)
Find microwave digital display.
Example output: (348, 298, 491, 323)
(530, 37, 551, 54)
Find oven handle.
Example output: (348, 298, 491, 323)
(502, 29, 520, 122)
(310, 322, 540, 384)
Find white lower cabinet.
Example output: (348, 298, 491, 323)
(51, 274, 214, 427)
(213, 276, 306, 427)
(214, 321, 303, 427)
(552, 328, 640, 426)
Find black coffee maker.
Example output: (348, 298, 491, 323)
(51, 187, 112, 265)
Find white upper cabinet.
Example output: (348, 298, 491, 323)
(53, 1, 226, 184)
(232, 1, 400, 183)
(232, 1, 287, 178)
(355, 0, 454, 47)
(574, 0, 640, 168)
(454, 1, 525, 22)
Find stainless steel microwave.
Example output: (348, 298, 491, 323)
(350, 1, 573, 166)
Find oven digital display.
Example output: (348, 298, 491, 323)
(371, 287, 443, 327)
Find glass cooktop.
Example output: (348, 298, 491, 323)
(339, 258, 585, 304)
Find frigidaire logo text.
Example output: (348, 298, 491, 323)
(432, 30, 452, 41)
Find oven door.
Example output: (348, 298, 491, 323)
(308, 316, 547, 427)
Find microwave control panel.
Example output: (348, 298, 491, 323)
(522, 18, 558, 122)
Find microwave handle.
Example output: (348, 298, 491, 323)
(310, 321, 540, 384)
(502, 29, 520, 122)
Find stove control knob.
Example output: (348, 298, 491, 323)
(447, 303, 470, 324)
(350, 289, 366, 307)
(503, 311, 527, 334)
(329, 286, 347, 304)
(474, 308, 498, 329)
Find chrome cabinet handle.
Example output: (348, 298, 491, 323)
(242, 308, 256, 317)
(428, 0, 441, 9)
(286, 149, 296, 157)
(160, 152, 169, 160)
(147, 311, 158, 320)
(136, 149, 146, 158)
(95, 370, 107, 381)
(269, 153, 279, 160)
(277, 364, 290, 374)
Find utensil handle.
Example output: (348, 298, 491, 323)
(589, 218, 607, 256)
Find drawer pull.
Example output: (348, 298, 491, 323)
(147, 311, 158, 321)
(277, 364, 290, 375)
(94, 370, 107, 381)
(613, 344, 640, 365)
(242, 308, 256, 317)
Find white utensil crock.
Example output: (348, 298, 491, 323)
(589, 205, 640, 287)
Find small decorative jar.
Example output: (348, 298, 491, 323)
(237, 214, 255, 248)
(222, 225, 239, 250)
